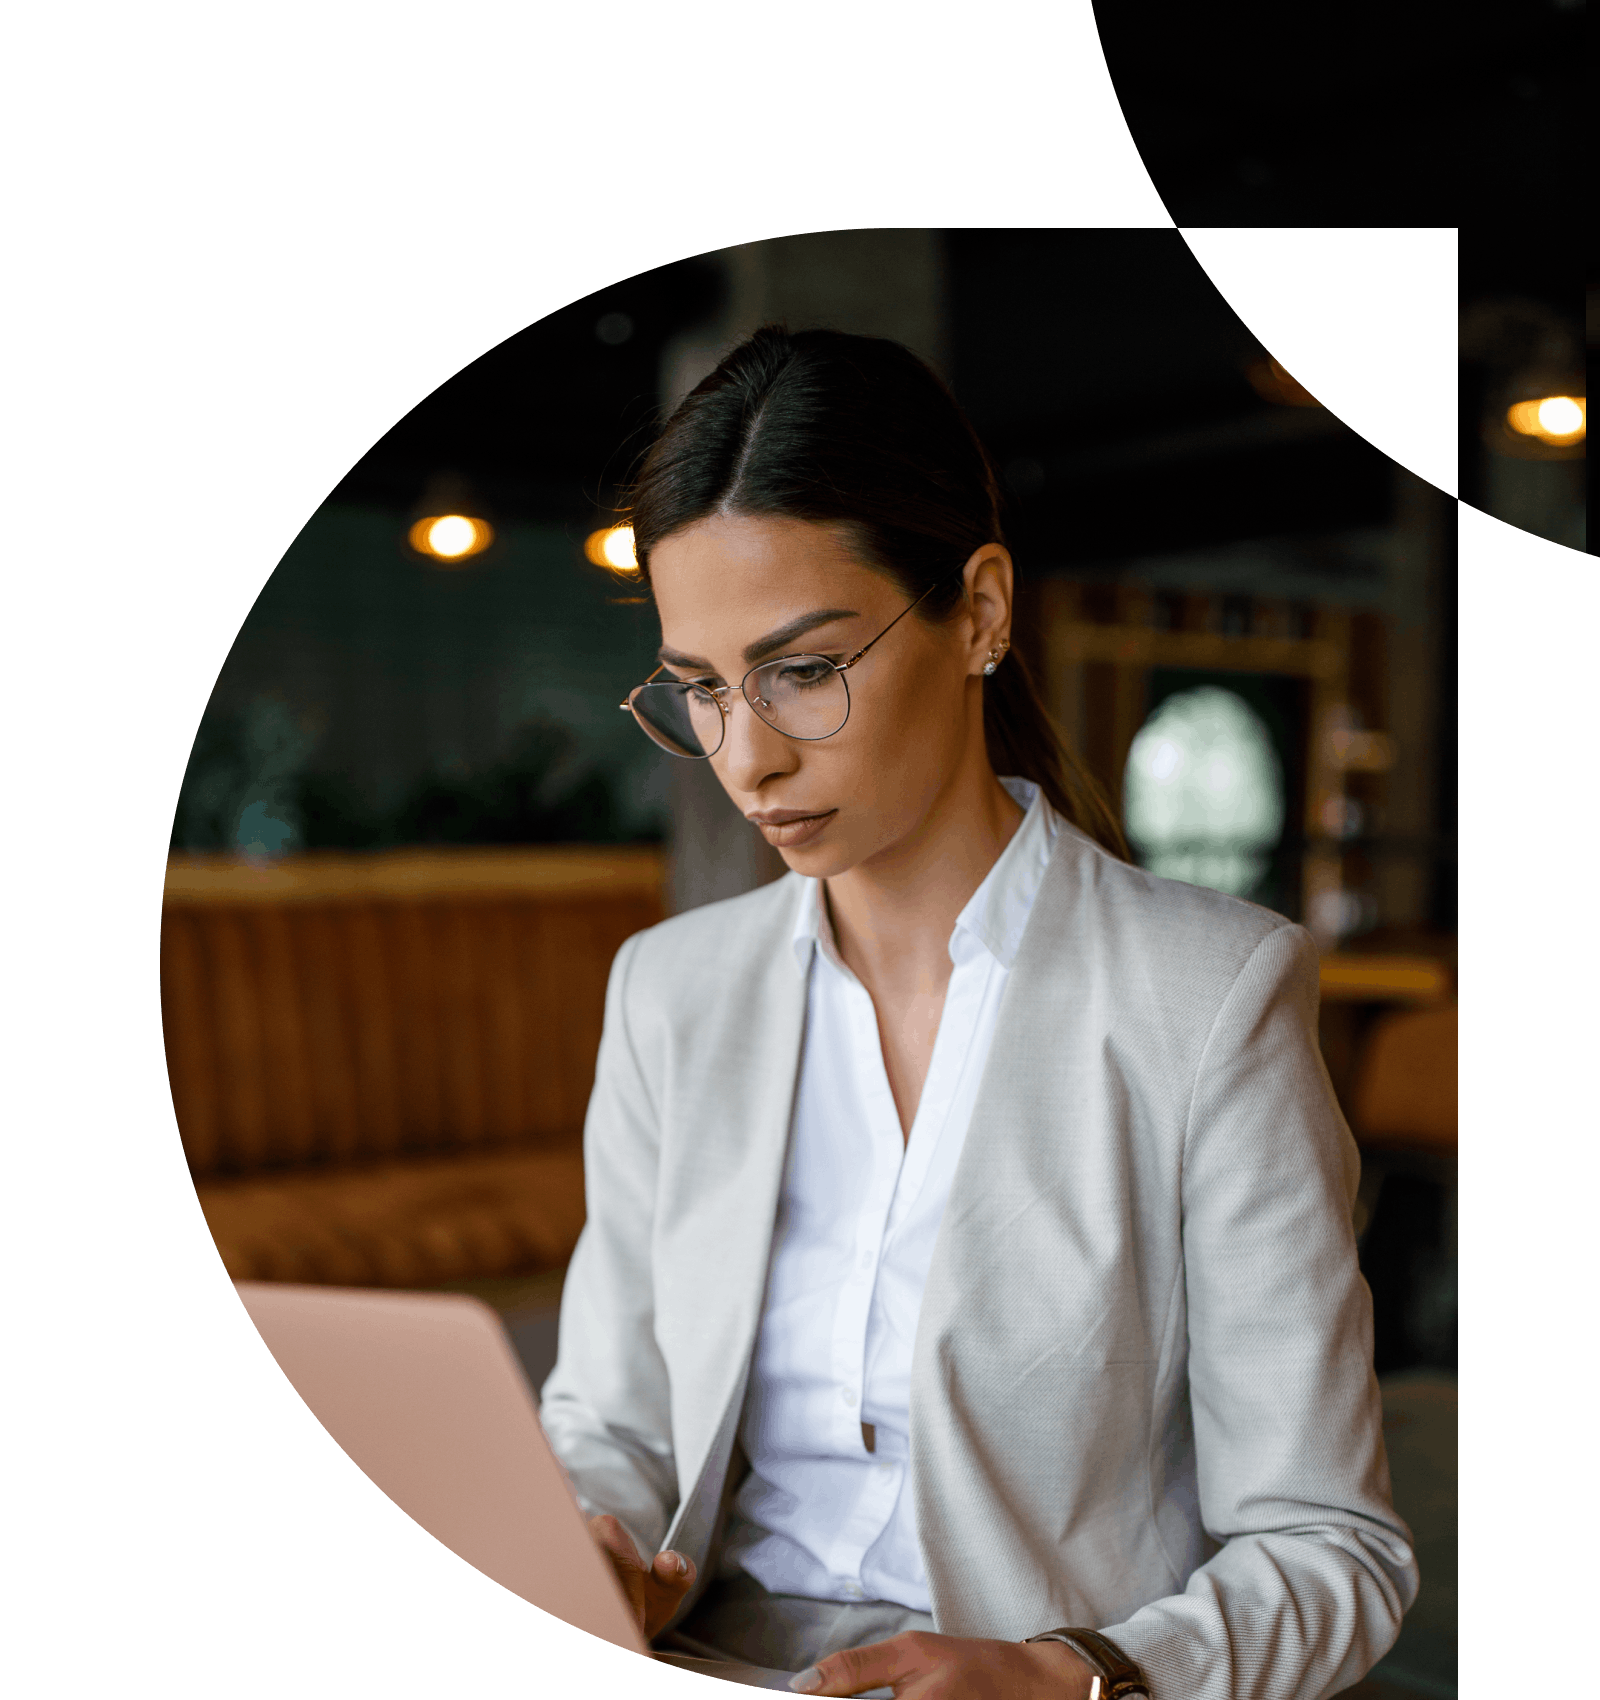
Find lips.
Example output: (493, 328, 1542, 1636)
(746, 808, 837, 849)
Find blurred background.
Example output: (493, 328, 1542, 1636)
(1093, 0, 1589, 557)
(1459, 229, 1588, 552)
(164, 229, 1458, 1698)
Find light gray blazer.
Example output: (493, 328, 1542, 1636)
(540, 823, 1418, 1700)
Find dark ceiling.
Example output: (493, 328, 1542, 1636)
(944, 230, 1395, 566)
(328, 255, 725, 525)
(321, 0, 1585, 563)
(326, 229, 1400, 572)
(1092, 0, 1584, 233)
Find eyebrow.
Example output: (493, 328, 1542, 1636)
(658, 607, 861, 672)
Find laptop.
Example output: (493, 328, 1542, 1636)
(235, 1282, 801, 1690)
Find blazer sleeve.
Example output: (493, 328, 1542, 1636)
(538, 929, 679, 1562)
(1100, 923, 1420, 1700)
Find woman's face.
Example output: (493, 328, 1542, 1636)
(647, 513, 1008, 881)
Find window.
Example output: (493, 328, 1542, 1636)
(1123, 685, 1285, 899)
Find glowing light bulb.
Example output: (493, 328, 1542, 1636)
(428, 515, 476, 556)
(1537, 396, 1583, 437)
(1505, 395, 1586, 446)
(584, 524, 639, 573)
(408, 512, 493, 562)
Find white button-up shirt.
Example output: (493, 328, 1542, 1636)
(721, 778, 1061, 1610)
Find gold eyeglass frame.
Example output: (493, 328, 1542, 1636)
(619, 569, 962, 760)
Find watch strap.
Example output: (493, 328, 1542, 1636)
(1022, 1626, 1151, 1699)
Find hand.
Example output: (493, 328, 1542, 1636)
(587, 1513, 697, 1640)
(788, 1631, 1095, 1698)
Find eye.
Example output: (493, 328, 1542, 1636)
(774, 658, 837, 689)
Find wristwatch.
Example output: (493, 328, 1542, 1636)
(1022, 1626, 1151, 1700)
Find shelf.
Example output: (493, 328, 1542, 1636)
(1319, 954, 1452, 1004)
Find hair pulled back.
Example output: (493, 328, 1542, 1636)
(624, 325, 1128, 859)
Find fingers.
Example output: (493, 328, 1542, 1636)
(586, 1518, 699, 1638)
(650, 1549, 696, 1590)
(588, 1516, 650, 1633)
(588, 1514, 644, 1571)
(640, 1549, 697, 1639)
(790, 1632, 923, 1695)
(587, 1518, 695, 1590)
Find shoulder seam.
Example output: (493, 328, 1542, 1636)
(1178, 921, 1304, 1182)
(609, 929, 658, 1127)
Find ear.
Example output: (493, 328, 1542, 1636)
(960, 543, 1014, 674)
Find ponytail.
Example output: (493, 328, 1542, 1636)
(982, 648, 1129, 859)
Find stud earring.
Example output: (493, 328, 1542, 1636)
(983, 638, 1010, 676)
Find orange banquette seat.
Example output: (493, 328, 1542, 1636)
(161, 846, 663, 1287)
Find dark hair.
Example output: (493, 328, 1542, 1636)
(624, 326, 1129, 859)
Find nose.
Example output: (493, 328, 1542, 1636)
(716, 686, 797, 794)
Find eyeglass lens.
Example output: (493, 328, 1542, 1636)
(629, 655, 850, 759)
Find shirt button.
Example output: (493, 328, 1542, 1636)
(842, 1388, 858, 1408)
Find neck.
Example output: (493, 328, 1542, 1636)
(823, 759, 1025, 1006)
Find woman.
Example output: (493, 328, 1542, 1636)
(540, 327, 1416, 1700)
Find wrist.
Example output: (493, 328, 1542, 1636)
(1020, 1638, 1098, 1698)
(1021, 1628, 1150, 1700)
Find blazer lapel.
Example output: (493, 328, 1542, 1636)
(653, 875, 811, 1558)
(907, 831, 1097, 1631)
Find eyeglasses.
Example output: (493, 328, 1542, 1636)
(620, 572, 958, 760)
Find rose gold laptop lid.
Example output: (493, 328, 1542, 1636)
(235, 1281, 647, 1654)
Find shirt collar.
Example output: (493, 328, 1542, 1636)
(789, 776, 1060, 974)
